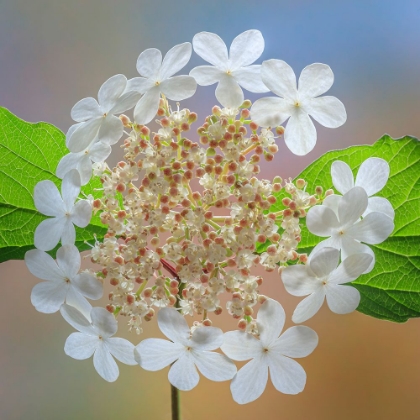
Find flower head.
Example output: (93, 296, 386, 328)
(251, 60, 347, 155)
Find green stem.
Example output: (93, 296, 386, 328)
(171, 383, 181, 420)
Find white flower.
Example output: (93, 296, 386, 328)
(190, 30, 269, 108)
(56, 137, 112, 186)
(61, 304, 137, 382)
(34, 169, 92, 251)
(25, 244, 103, 314)
(127, 43, 197, 125)
(67, 74, 140, 153)
(221, 299, 318, 404)
(282, 248, 373, 323)
(306, 187, 394, 272)
(251, 60, 347, 155)
(134, 308, 236, 391)
(329, 157, 394, 220)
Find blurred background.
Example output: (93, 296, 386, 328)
(1, 0, 420, 419)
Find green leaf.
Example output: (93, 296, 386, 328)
(261, 135, 420, 322)
(0, 107, 107, 263)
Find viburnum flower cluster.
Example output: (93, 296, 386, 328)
(25, 29, 395, 404)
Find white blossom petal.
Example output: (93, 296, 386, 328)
(34, 217, 65, 251)
(355, 157, 390, 196)
(160, 43, 192, 80)
(61, 170, 81, 211)
(56, 152, 83, 180)
(215, 74, 244, 108)
(65, 123, 83, 147)
(72, 272, 103, 300)
(298, 63, 334, 99)
(108, 91, 141, 115)
(160, 75, 197, 101)
(305, 96, 347, 128)
(340, 236, 375, 266)
(292, 288, 326, 323)
(91, 307, 117, 338)
(89, 142, 112, 162)
(251, 97, 290, 127)
(193, 32, 228, 69)
(60, 304, 94, 334)
(56, 244, 80, 277)
(189, 66, 224, 86)
(64, 332, 99, 359)
(309, 247, 339, 278)
(257, 299, 285, 347)
(71, 200, 92, 228)
(194, 351, 237, 381)
(105, 337, 137, 365)
(60, 219, 76, 246)
(25, 249, 64, 281)
(229, 30, 264, 69)
(67, 117, 102, 153)
(93, 343, 119, 382)
(282, 265, 320, 297)
(306, 205, 339, 237)
(329, 253, 373, 284)
(34, 180, 65, 217)
(322, 194, 341, 215)
(98, 74, 127, 111)
(261, 59, 297, 100)
(136, 48, 162, 78)
(71, 98, 101, 122)
(338, 187, 368, 227)
(331, 161, 354, 195)
(157, 308, 190, 345)
(135, 338, 184, 371)
(221, 331, 262, 361)
(232, 66, 270, 93)
(230, 356, 268, 404)
(365, 196, 395, 220)
(98, 115, 123, 145)
(190, 327, 223, 351)
(65, 286, 93, 315)
(347, 212, 394, 244)
(168, 352, 200, 391)
(31, 281, 68, 313)
(126, 77, 155, 93)
(272, 326, 318, 358)
(133, 87, 161, 125)
(284, 110, 317, 156)
(268, 354, 306, 394)
(325, 284, 361, 314)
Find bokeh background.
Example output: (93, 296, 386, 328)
(1, 0, 420, 419)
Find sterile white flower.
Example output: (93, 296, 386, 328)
(67, 74, 140, 153)
(306, 186, 394, 272)
(56, 137, 112, 185)
(34, 169, 92, 251)
(134, 307, 236, 391)
(251, 60, 347, 155)
(282, 247, 372, 323)
(25, 244, 103, 314)
(221, 299, 318, 404)
(190, 30, 269, 108)
(61, 304, 137, 382)
(127, 43, 196, 125)
(329, 157, 394, 220)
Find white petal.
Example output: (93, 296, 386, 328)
(298, 63, 334, 99)
(98, 74, 127, 111)
(257, 299, 285, 347)
(309, 247, 339, 277)
(75, 155, 94, 186)
(338, 187, 368, 227)
(194, 351, 237, 381)
(272, 326, 318, 358)
(106, 337, 137, 365)
(355, 157, 390, 196)
(56, 152, 83, 180)
(65, 123, 83, 147)
(160, 42, 192, 80)
(168, 352, 200, 391)
(322, 194, 341, 215)
(55, 244, 80, 277)
(93, 344, 119, 382)
(229, 30, 264, 69)
(221, 331, 262, 361)
(261, 59, 297, 100)
(331, 161, 354, 195)
(25, 248, 63, 281)
(34, 180, 65, 217)
(60, 303, 94, 334)
(34, 217, 65, 251)
(61, 169, 81, 211)
(232, 65, 270, 93)
(192, 32, 228, 69)
(230, 356, 268, 404)
(268, 354, 306, 394)
(136, 338, 183, 370)
(125, 77, 155, 93)
(71, 200, 92, 228)
(329, 253, 373, 284)
(133, 87, 161, 125)
(31, 281, 68, 313)
(67, 117, 102, 153)
(160, 75, 197, 101)
(89, 142, 112, 162)
(72, 272, 103, 300)
(282, 265, 320, 297)
(310, 237, 338, 257)
(71, 97, 101, 122)
(325, 284, 361, 314)
(109, 91, 142, 115)
(190, 326, 223, 351)
(136, 48, 162, 78)
(292, 288, 326, 323)
(340, 237, 375, 273)
(98, 115, 123, 145)
(189, 66, 223, 86)
(215, 74, 244, 108)
(157, 308, 190, 345)
(347, 212, 394, 244)
(306, 205, 339, 237)
(65, 286, 93, 315)
(64, 332, 99, 359)
(365, 197, 395, 220)
(251, 97, 290, 127)
(60, 219, 76, 246)
(304, 96, 347, 128)
(284, 110, 317, 156)
(91, 307, 117, 338)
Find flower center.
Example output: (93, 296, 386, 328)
(294, 101, 301, 107)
